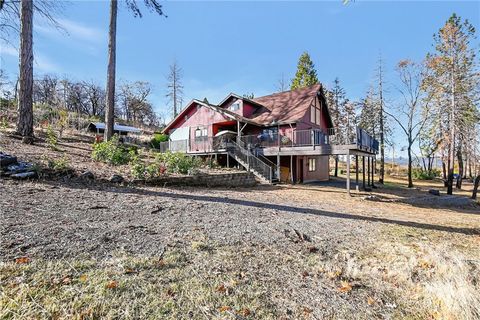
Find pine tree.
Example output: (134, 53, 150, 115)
(291, 52, 319, 90)
(424, 13, 479, 194)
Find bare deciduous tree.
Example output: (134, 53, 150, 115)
(385, 59, 431, 188)
(166, 60, 184, 118)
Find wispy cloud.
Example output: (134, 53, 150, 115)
(35, 54, 61, 73)
(34, 18, 107, 55)
(57, 18, 105, 43)
(0, 42, 60, 73)
(0, 43, 18, 57)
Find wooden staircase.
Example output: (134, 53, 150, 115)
(226, 141, 277, 184)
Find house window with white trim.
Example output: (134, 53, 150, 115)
(195, 127, 208, 140)
(308, 158, 316, 172)
(230, 102, 240, 111)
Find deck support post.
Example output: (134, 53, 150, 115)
(346, 151, 351, 196)
(367, 156, 371, 186)
(290, 155, 293, 183)
(214, 153, 218, 163)
(371, 157, 375, 188)
(362, 156, 366, 190)
(276, 154, 280, 181)
(226, 153, 230, 168)
(355, 155, 359, 187)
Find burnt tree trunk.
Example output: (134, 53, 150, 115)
(472, 176, 480, 200)
(16, 0, 34, 141)
(442, 161, 448, 187)
(104, 0, 117, 141)
(334, 156, 338, 177)
(456, 147, 463, 189)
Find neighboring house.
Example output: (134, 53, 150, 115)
(162, 84, 378, 187)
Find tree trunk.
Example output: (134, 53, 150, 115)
(407, 144, 413, 188)
(456, 147, 463, 189)
(334, 156, 338, 177)
(442, 160, 447, 186)
(104, 0, 117, 141)
(472, 176, 480, 200)
(16, 0, 34, 141)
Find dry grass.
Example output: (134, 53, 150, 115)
(0, 246, 277, 320)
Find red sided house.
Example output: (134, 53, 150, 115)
(162, 84, 378, 187)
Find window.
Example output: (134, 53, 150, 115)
(308, 158, 316, 172)
(230, 102, 240, 111)
(310, 101, 322, 125)
(195, 127, 208, 140)
(310, 106, 316, 124)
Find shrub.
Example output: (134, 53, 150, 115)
(47, 156, 70, 171)
(412, 168, 440, 180)
(150, 133, 169, 149)
(156, 152, 202, 175)
(92, 135, 132, 165)
(46, 125, 58, 150)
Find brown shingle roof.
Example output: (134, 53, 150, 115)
(249, 83, 322, 125)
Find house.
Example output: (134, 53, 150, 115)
(161, 84, 378, 188)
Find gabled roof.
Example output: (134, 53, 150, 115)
(249, 84, 327, 126)
(162, 83, 334, 134)
(162, 99, 258, 134)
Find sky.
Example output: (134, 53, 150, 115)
(0, 0, 479, 155)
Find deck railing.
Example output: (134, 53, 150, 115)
(240, 127, 378, 152)
(155, 127, 379, 154)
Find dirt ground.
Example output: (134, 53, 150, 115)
(1, 131, 480, 319)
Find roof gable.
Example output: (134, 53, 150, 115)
(249, 84, 332, 126)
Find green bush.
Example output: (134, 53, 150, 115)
(92, 135, 132, 165)
(46, 125, 58, 150)
(150, 133, 169, 149)
(156, 151, 202, 175)
(412, 168, 440, 180)
(47, 156, 70, 171)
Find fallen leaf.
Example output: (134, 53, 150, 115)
(327, 270, 342, 279)
(419, 260, 433, 270)
(367, 296, 375, 305)
(79, 275, 88, 283)
(238, 308, 251, 316)
(216, 284, 227, 293)
(15, 257, 31, 264)
(166, 288, 175, 297)
(303, 307, 313, 315)
(302, 271, 310, 278)
(218, 306, 231, 313)
(105, 280, 118, 289)
(62, 276, 72, 285)
(124, 268, 135, 274)
(338, 281, 352, 293)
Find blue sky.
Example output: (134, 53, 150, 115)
(0, 0, 479, 155)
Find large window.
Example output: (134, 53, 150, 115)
(194, 127, 208, 140)
(310, 100, 323, 125)
(308, 158, 316, 172)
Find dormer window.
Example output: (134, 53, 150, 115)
(230, 102, 240, 111)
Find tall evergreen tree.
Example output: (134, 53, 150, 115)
(291, 52, 319, 90)
(104, 0, 165, 140)
(424, 13, 479, 194)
